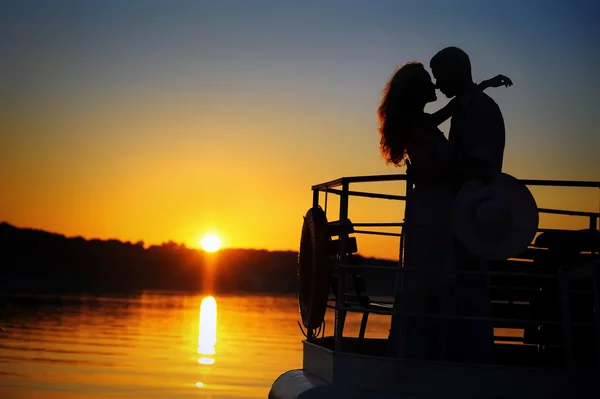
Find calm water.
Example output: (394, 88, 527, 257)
(0, 293, 391, 399)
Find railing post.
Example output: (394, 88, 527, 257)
(334, 179, 349, 351)
(387, 177, 413, 357)
(593, 265, 600, 369)
(590, 216, 598, 231)
(312, 188, 319, 209)
(558, 268, 576, 368)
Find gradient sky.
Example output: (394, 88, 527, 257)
(1, 0, 599, 259)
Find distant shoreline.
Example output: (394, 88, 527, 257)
(0, 222, 397, 295)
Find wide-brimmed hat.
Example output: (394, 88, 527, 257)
(453, 173, 539, 261)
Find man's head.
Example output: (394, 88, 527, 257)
(430, 47, 473, 98)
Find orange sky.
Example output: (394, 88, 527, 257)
(1, 2, 599, 259)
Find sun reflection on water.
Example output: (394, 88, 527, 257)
(196, 295, 217, 389)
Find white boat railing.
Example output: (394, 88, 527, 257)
(310, 174, 600, 368)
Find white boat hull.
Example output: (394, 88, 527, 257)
(269, 339, 600, 399)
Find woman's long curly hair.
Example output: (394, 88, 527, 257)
(378, 62, 428, 167)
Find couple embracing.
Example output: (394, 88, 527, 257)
(378, 47, 512, 363)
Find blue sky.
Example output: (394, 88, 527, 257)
(1, 0, 598, 254)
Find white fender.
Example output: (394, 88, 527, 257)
(269, 369, 336, 399)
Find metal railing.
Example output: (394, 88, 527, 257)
(310, 173, 600, 367)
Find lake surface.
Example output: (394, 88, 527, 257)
(0, 293, 391, 399)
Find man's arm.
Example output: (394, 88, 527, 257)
(430, 75, 512, 127)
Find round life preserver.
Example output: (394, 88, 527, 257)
(298, 206, 334, 331)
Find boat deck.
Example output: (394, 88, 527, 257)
(270, 174, 600, 399)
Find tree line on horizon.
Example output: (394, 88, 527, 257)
(0, 222, 396, 295)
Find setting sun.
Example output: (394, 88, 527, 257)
(200, 234, 221, 252)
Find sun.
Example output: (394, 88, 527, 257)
(200, 234, 221, 252)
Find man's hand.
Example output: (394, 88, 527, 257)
(483, 74, 513, 89)
(472, 170, 495, 185)
(456, 160, 497, 186)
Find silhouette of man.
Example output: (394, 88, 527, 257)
(430, 46, 506, 363)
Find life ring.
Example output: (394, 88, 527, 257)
(298, 206, 334, 331)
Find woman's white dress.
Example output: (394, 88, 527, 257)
(388, 115, 457, 360)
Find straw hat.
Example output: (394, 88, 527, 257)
(453, 173, 539, 261)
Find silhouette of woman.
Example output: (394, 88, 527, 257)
(378, 62, 511, 360)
